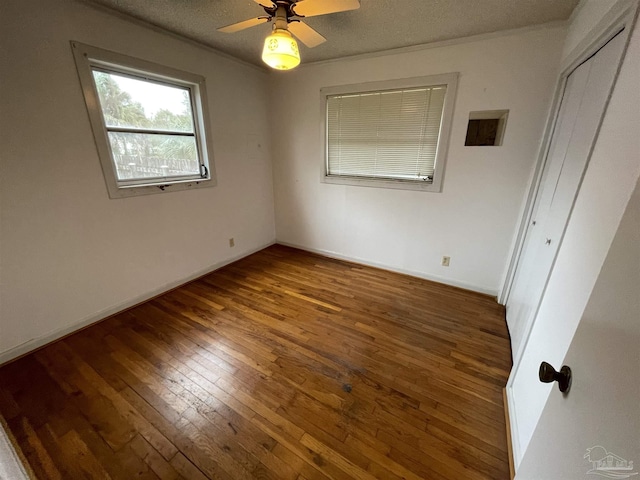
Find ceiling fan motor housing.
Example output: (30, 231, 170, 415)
(273, 4, 290, 30)
(262, 1, 299, 19)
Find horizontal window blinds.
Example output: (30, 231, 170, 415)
(327, 86, 446, 182)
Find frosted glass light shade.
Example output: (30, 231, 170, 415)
(262, 29, 300, 70)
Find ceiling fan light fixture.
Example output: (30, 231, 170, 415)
(262, 28, 300, 70)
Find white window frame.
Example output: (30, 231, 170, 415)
(71, 41, 216, 198)
(320, 73, 458, 192)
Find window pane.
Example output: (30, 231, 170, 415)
(107, 132, 200, 181)
(93, 70, 195, 132)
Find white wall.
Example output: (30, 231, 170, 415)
(0, 0, 275, 362)
(270, 26, 566, 295)
(508, 1, 640, 467)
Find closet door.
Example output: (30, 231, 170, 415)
(505, 31, 626, 359)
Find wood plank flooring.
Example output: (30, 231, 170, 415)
(0, 245, 512, 479)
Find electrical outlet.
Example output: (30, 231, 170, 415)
(441, 256, 450, 267)
(229, 238, 235, 248)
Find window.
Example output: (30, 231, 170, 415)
(321, 73, 458, 192)
(71, 41, 216, 198)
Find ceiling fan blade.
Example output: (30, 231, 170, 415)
(288, 21, 326, 48)
(292, 0, 360, 17)
(252, 0, 275, 8)
(218, 16, 270, 33)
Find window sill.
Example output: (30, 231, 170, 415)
(322, 175, 442, 192)
(106, 177, 215, 198)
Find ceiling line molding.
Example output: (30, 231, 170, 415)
(295, 20, 568, 70)
(568, 0, 588, 24)
(74, 0, 270, 73)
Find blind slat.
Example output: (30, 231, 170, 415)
(327, 86, 446, 180)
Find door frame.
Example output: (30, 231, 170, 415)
(501, 0, 639, 468)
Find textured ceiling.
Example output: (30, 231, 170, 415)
(82, 0, 579, 67)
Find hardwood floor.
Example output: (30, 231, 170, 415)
(0, 245, 512, 479)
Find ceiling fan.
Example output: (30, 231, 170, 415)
(218, 0, 360, 70)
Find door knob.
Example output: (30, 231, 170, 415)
(539, 361, 572, 393)
(545, 238, 552, 245)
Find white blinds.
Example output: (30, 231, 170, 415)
(326, 85, 447, 182)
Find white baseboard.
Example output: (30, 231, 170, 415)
(276, 240, 498, 297)
(503, 388, 516, 480)
(1, 239, 496, 365)
(505, 384, 522, 471)
(0, 241, 275, 365)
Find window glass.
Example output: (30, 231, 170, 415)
(71, 41, 216, 198)
(92, 70, 195, 132)
(106, 132, 200, 181)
